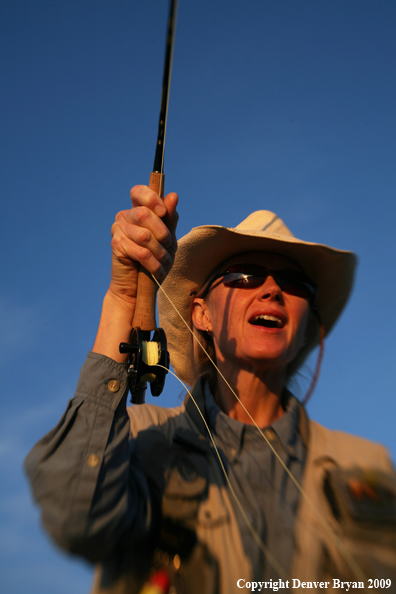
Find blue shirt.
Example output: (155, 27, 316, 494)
(204, 384, 306, 579)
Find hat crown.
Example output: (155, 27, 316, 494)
(234, 210, 294, 238)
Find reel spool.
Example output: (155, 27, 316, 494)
(120, 327, 169, 404)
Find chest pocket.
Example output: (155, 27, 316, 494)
(162, 428, 210, 524)
(323, 467, 396, 580)
(159, 427, 221, 594)
(161, 427, 229, 529)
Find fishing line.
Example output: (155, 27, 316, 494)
(152, 273, 367, 582)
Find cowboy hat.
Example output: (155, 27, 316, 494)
(158, 210, 356, 387)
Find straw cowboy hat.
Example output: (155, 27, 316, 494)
(158, 210, 356, 387)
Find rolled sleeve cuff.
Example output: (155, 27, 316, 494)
(75, 352, 130, 411)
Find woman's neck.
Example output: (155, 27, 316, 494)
(214, 363, 287, 427)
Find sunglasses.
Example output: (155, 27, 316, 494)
(200, 264, 317, 303)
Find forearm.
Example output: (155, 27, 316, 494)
(92, 289, 135, 363)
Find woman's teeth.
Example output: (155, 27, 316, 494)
(251, 315, 283, 328)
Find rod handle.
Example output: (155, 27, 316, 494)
(132, 172, 165, 330)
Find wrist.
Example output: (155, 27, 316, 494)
(106, 286, 137, 313)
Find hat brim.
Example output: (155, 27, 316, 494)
(158, 224, 357, 387)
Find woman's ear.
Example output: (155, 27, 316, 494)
(192, 298, 212, 332)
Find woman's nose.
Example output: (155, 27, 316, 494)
(258, 275, 284, 302)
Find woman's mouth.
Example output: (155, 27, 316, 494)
(249, 314, 285, 329)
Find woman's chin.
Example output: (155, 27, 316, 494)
(234, 348, 294, 373)
(241, 338, 294, 366)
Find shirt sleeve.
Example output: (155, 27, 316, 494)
(24, 352, 151, 563)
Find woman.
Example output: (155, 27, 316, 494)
(26, 185, 396, 593)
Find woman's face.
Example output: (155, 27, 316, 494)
(192, 252, 311, 375)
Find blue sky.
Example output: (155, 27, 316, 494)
(1, 1, 395, 592)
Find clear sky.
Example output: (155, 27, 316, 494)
(1, 1, 395, 592)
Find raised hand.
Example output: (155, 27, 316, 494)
(92, 185, 178, 361)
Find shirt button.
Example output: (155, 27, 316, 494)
(107, 379, 120, 393)
(87, 454, 100, 468)
(230, 447, 237, 457)
(264, 428, 276, 441)
(173, 554, 181, 571)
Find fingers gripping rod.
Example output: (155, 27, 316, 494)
(120, 0, 178, 404)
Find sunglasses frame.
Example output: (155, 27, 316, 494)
(200, 264, 317, 304)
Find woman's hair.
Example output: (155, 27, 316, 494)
(191, 323, 218, 393)
(286, 307, 321, 378)
(188, 293, 218, 393)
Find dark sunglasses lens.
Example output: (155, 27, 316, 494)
(279, 280, 311, 300)
(222, 272, 265, 289)
(277, 272, 315, 301)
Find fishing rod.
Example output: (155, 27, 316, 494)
(120, 0, 179, 404)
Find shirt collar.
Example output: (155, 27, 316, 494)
(203, 381, 303, 461)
